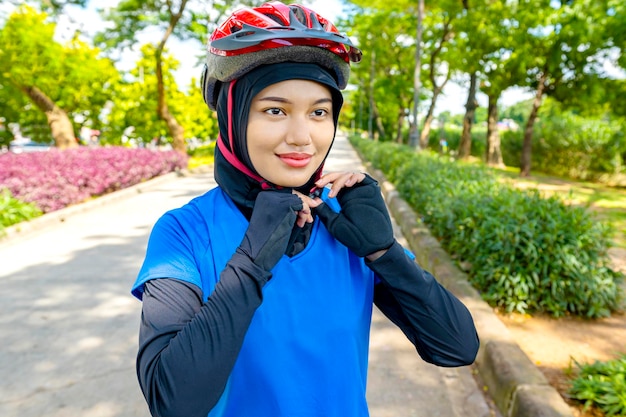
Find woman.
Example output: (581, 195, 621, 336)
(132, 2, 479, 417)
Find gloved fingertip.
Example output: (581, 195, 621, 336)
(313, 202, 335, 221)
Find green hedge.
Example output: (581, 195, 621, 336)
(352, 136, 623, 318)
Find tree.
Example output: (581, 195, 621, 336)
(104, 44, 218, 147)
(98, 1, 191, 154)
(417, 2, 460, 149)
(515, 0, 617, 176)
(0, 6, 119, 148)
(97, 0, 262, 155)
(408, 0, 424, 148)
(458, 72, 477, 159)
(466, 0, 523, 166)
(453, 0, 497, 160)
(342, 5, 416, 143)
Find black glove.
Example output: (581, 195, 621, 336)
(236, 191, 303, 272)
(314, 174, 394, 257)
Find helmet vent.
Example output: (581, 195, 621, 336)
(290, 6, 307, 25)
(265, 14, 284, 25)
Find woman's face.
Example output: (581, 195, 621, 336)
(247, 79, 335, 188)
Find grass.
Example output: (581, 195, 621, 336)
(187, 142, 215, 171)
(188, 155, 214, 170)
(493, 166, 626, 249)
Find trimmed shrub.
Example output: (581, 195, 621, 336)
(531, 114, 625, 181)
(352, 136, 623, 318)
(0, 147, 188, 213)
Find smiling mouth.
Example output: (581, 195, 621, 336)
(278, 153, 312, 168)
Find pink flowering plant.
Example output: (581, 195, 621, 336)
(0, 147, 188, 214)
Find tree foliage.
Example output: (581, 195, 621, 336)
(95, 0, 264, 154)
(341, 4, 416, 143)
(104, 44, 217, 146)
(0, 0, 624, 179)
(0, 5, 119, 148)
(5, 0, 88, 15)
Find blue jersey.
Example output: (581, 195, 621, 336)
(133, 186, 376, 417)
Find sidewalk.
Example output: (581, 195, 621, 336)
(0, 134, 491, 417)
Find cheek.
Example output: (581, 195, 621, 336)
(247, 120, 275, 154)
(316, 123, 336, 154)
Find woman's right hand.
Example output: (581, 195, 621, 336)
(237, 191, 303, 272)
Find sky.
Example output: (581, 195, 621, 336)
(3, 0, 534, 116)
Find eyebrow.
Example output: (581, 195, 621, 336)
(256, 96, 333, 105)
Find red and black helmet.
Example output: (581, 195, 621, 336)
(202, 1, 362, 110)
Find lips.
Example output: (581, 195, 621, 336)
(277, 153, 313, 168)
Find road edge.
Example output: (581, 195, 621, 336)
(0, 171, 185, 247)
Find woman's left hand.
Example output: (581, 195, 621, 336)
(292, 171, 365, 228)
(309, 172, 395, 260)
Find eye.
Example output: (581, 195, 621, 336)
(264, 107, 285, 116)
(311, 109, 329, 118)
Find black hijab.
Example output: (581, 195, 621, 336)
(214, 62, 344, 220)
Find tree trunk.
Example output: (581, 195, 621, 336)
(409, 0, 424, 148)
(520, 72, 547, 177)
(156, 53, 186, 155)
(485, 94, 504, 167)
(419, 105, 435, 149)
(418, 17, 452, 150)
(21, 85, 77, 149)
(395, 107, 405, 144)
(370, 98, 386, 140)
(459, 72, 477, 159)
(368, 50, 376, 140)
(418, 76, 450, 149)
(155, 0, 188, 156)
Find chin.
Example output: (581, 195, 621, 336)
(280, 181, 309, 189)
(271, 175, 314, 189)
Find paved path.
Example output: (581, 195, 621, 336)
(0, 134, 492, 417)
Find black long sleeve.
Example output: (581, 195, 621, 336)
(137, 252, 270, 417)
(369, 241, 479, 367)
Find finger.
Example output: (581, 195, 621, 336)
(315, 171, 365, 189)
(292, 191, 314, 227)
(296, 209, 314, 227)
(295, 207, 313, 227)
(296, 212, 305, 228)
(328, 174, 352, 197)
(329, 172, 366, 197)
(346, 172, 366, 186)
(313, 202, 339, 226)
(314, 171, 347, 188)
(293, 190, 321, 208)
(337, 172, 366, 189)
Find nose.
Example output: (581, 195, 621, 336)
(285, 116, 312, 147)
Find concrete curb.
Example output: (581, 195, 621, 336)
(0, 170, 186, 247)
(362, 160, 574, 417)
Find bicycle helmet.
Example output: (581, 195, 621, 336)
(202, 1, 362, 110)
